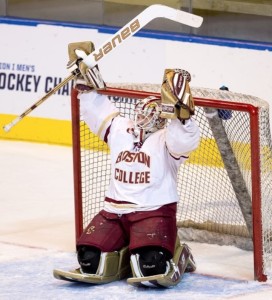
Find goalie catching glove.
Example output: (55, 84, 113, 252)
(67, 41, 106, 91)
(161, 68, 195, 120)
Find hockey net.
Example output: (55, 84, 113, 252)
(71, 84, 272, 281)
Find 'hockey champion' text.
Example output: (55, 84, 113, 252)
(0, 73, 73, 95)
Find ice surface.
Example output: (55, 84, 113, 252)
(1, 140, 272, 300)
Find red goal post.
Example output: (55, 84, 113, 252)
(71, 84, 272, 282)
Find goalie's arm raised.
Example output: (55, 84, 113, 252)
(165, 118, 200, 159)
(68, 41, 120, 141)
(79, 91, 119, 142)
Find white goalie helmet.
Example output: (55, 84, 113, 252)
(134, 96, 167, 133)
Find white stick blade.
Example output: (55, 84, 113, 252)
(175, 10, 203, 28)
(148, 4, 203, 28)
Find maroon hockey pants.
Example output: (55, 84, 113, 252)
(77, 202, 177, 256)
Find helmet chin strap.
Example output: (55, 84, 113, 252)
(132, 128, 144, 151)
(132, 127, 158, 151)
(127, 127, 152, 151)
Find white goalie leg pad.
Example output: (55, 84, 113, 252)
(94, 252, 107, 276)
(130, 254, 142, 278)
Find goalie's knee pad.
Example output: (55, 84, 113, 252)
(131, 247, 171, 277)
(128, 240, 196, 288)
(77, 246, 131, 283)
(77, 246, 101, 274)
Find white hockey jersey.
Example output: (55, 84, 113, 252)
(79, 91, 200, 214)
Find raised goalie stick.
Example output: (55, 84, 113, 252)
(82, 4, 203, 68)
(3, 4, 203, 132)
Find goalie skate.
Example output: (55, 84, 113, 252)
(53, 246, 131, 284)
(127, 243, 196, 288)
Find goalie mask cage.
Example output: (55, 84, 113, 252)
(71, 84, 272, 282)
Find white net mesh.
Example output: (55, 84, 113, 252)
(73, 84, 272, 279)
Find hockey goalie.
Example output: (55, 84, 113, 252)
(53, 42, 200, 288)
